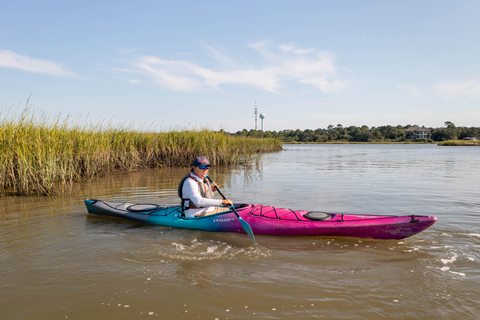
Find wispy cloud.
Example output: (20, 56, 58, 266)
(202, 43, 240, 69)
(278, 43, 314, 55)
(437, 80, 480, 101)
(117, 48, 141, 55)
(119, 41, 345, 94)
(397, 85, 420, 98)
(0, 50, 76, 77)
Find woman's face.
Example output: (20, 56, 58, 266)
(192, 165, 210, 180)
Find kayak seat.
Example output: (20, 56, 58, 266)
(304, 211, 332, 221)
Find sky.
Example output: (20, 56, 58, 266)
(1, 0, 480, 132)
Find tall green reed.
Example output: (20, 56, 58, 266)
(0, 107, 282, 195)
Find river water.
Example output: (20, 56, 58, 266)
(1, 144, 479, 319)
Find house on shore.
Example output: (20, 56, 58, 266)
(405, 126, 431, 140)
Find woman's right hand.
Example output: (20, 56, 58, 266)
(222, 199, 233, 207)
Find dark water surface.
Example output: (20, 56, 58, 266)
(1, 144, 479, 319)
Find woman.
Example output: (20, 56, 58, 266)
(178, 157, 233, 217)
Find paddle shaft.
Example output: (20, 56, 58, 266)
(211, 185, 229, 208)
(206, 175, 256, 243)
(206, 176, 236, 215)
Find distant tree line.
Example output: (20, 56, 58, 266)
(430, 121, 480, 141)
(231, 122, 480, 142)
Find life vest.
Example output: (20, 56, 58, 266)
(178, 174, 214, 212)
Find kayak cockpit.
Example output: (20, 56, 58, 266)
(303, 211, 333, 221)
(183, 204, 251, 220)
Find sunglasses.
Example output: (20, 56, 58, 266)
(198, 166, 211, 170)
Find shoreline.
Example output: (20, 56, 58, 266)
(282, 141, 432, 145)
(284, 140, 480, 146)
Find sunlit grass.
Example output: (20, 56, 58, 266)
(0, 107, 282, 195)
(437, 140, 480, 146)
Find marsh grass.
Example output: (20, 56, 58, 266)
(437, 140, 480, 146)
(0, 107, 282, 196)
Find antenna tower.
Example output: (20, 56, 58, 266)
(254, 102, 257, 130)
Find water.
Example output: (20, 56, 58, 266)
(1, 144, 479, 319)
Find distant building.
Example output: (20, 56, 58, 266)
(405, 126, 431, 139)
(463, 137, 478, 141)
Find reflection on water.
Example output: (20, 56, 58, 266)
(1, 144, 479, 319)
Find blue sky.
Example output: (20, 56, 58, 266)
(1, 0, 479, 132)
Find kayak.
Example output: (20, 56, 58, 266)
(84, 199, 437, 240)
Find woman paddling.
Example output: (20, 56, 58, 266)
(178, 156, 233, 217)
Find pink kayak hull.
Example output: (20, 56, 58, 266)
(236, 204, 437, 240)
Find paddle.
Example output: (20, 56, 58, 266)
(206, 175, 256, 244)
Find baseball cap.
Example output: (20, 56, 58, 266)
(192, 156, 211, 167)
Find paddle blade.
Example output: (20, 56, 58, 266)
(238, 216, 256, 244)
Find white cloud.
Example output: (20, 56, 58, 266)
(121, 41, 345, 94)
(130, 56, 210, 92)
(437, 80, 480, 101)
(0, 50, 76, 77)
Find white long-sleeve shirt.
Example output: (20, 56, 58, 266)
(181, 173, 222, 217)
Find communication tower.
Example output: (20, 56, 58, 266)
(254, 102, 257, 130)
